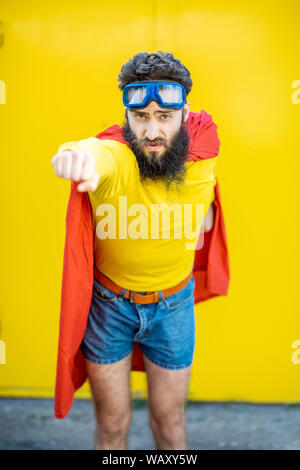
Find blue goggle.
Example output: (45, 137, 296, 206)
(122, 80, 186, 109)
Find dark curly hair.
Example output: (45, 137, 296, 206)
(117, 51, 193, 97)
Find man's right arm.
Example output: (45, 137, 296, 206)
(51, 137, 117, 193)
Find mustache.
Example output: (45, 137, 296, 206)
(143, 139, 165, 145)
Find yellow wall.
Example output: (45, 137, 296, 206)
(0, 0, 300, 402)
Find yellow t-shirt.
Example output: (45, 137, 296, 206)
(58, 137, 217, 291)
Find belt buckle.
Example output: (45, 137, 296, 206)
(129, 290, 160, 304)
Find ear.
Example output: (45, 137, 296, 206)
(183, 101, 190, 123)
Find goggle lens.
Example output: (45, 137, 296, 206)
(127, 86, 147, 105)
(158, 84, 183, 104)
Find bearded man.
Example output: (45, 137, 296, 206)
(51, 51, 229, 450)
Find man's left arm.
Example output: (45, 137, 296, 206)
(203, 155, 217, 232)
(203, 203, 215, 232)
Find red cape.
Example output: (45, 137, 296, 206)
(54, 110, 230, 419)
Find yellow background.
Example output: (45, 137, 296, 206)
(0, 0, 300, 403)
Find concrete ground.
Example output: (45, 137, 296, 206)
(0, 397, 300, 450)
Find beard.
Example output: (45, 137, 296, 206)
(121, 116, 190, 191)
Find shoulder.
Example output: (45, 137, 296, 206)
(95, 138, 130, 153)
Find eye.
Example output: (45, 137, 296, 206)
(161, 114, 171, 120)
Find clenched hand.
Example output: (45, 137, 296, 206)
(51, 150, 99, 192)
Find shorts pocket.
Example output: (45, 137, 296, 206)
(93, 278, 117, 302)
(163, 276, 195, 310)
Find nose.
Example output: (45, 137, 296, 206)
(145, 120, 160, 141)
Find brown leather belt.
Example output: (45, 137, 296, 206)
(94, 266, 193, 305)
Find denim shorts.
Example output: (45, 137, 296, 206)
(80, 273, 196, 370)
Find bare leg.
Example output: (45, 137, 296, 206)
(143, 355, 192, 450)
(85, 352, 133, 450)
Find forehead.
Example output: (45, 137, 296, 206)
(129, 101, 178, 114)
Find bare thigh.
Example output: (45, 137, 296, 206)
(85, 352, 133, 421)
(143, 354, 192, 419)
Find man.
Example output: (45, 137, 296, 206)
(51, 51, 229, 450)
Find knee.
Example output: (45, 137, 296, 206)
(96, 410, 132, 438)
(149, 408, 185, 435)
